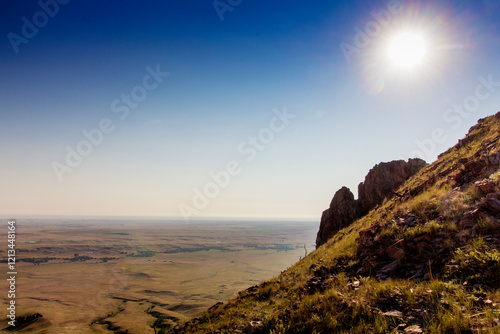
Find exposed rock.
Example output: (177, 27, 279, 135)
(317, 159, 426, 246)
(483, 192, 500, 213)
(238, 285, 258, 298)
(453, 152, 500, 186)
(316, 187, 358, 246)
(244, 320, 263, 334)
(383, 310, 403, 318)
(460, 209, 480, 229)
(404, 325, 423, 333)
(358, 159, 427, 215)
(358, 224, 380, 247)
(208, 302, 224, 312)
(386, 240, 406, 260)
(304, 276, 329, 294)
(475, 179, 497, 195)
(396, 324, 408, 331)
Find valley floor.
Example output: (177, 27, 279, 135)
(0, 218, 317, 333)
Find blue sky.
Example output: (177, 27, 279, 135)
(1, 0, 499, 218)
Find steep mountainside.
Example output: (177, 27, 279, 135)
(167, 112, 500, 334)
(317, 158, 426, 247)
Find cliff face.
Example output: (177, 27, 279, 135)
(316, 186, 358, 246)
(316, 158, 426, 246)
(357, 159, 427, 215)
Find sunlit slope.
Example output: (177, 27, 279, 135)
(169, 112, 500, 334)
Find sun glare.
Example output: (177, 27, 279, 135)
(388, 33, 426, 68)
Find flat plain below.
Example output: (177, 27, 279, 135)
(0, 218, 317, 333)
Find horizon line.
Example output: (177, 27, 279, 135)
(0, 214, 319, 222)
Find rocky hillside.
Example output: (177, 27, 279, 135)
(166, 112, 500, 334)
(317, 158, 427, 246)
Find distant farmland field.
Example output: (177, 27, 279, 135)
(0, 218, 317, 333)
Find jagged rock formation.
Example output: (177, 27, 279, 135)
(358, 159, 428, 215)
(316, 158, 426, 246)
(317, 187, 358, 246)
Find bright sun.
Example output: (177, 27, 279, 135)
(388, 33, 426, 68)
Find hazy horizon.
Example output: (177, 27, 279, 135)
(0, 215, 320, 222)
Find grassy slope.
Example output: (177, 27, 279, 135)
(167, 113, 500, 334)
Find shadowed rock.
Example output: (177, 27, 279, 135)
(316, 187, 358, 246)
(316, 158, 426, 247)
(358, 159, 427, 215)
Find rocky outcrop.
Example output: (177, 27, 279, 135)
(358, 159, 427, 215)
(316, 158, 426, 247)
(316, 187, 359, 246)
